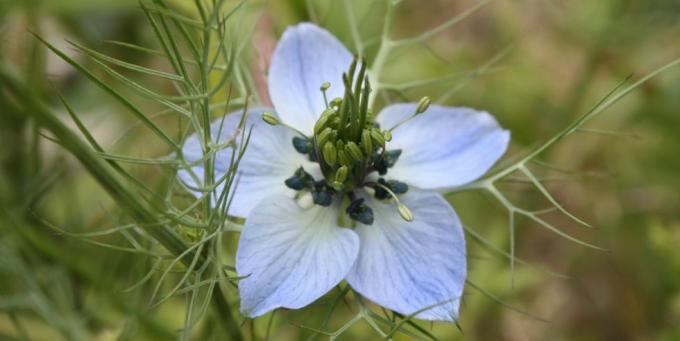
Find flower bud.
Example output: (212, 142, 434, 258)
(322, 142, 337, 166)
(416, 96, 431, 114)
(320, 81, 331, 91)
(262, 112, 279, 126)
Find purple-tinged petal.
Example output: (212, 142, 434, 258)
(268, 23, 353, 134)
(346, 190, 466, 321)
(377, 103, 509, 190)
(236, 195, 359, 317)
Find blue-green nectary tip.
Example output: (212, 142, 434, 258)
(388, 180, 408, 194)
(346, 198, 374, 225)
(373, 178, 408, 200)
(292, 136, 313, 154)
(284, 167, 312, 190)
(374, 149, 402, 175)
(311, 181, 334, 206)
(311, 190, 333, 206)
(262, 112, 280, 125)
(416, 96, 431, 114)
(285, 176, 306, 190)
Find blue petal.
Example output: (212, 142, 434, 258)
(236, 195, 359, 317)
(268, 23, 353, 135)
(346, 190, 467, 321)
(177, 109, 319, 218)
(377, 104, 510, 190)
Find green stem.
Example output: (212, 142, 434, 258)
(0, 66, 244, 341)
(367, 0, 397, 109)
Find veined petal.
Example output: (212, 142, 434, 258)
(377, 104, 510, 190)
(236, 195, 359, 317)
(268, 23, 353, 135)
(178, 108, 318, 218)
(346, 190, 467, 321)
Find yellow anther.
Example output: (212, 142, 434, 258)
(398, 204, 414, 222)
(262, 112, 279, 126)
(416, 96, 431, 114)
(383, 130, 393, 142)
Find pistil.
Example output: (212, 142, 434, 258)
(272, 56, 421, 225)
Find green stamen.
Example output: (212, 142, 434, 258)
(322, 142, 337, 166)
(282, 56, 419, 224)
(320, 81, 331, 108)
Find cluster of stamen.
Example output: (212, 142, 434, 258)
(264, 57, 431, 226)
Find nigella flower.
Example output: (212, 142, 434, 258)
(179, 23, 509, 321)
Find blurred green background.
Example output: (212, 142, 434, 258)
(1, 0, 680, 340)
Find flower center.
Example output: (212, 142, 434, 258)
(266, 58, 430, 225)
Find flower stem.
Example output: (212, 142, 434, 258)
(0, 66, 245, 340)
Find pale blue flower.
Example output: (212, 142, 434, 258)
(179, 23, 509, 321)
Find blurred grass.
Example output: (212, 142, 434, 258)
(1, 0, 680, 340)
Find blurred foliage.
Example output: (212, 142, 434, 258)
(1, 0, 680, 340)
